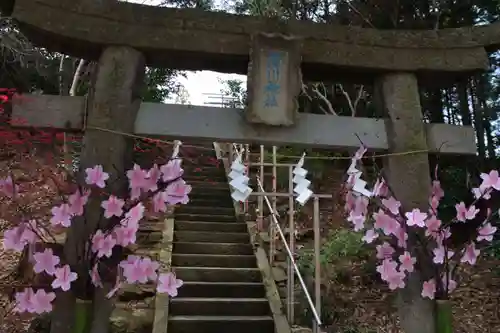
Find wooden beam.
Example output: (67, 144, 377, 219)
(10, 94, 477, 155)
(10, 0, 491, 80)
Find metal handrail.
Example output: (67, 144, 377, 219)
(256, 177, 322, 327)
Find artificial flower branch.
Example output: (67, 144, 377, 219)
(343, 144, 498, 300)
(0, 153, 191, 315)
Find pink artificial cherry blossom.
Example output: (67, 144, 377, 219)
(429, 195, 440, 212)
(33, 248, 60, 275)
(393, 225, 408, 248)
(376, 242, 395, 260)
(372, 177, 389, 197)
(477, 223, 497, 242)
(471, 187, 491, 200)
(347, 211, 365, 231)
(50, 203, 73, 227)
(68, 188, 90, 216)
(127, 164, 148, 190)
(144, 164, 161, 192)
(0, 175, 18, 197)
(165, 179, 191, 205)
(152, 191, 168, 213)
(434, 227, 452, 245)
(424, 215, 442, 238)
(85, 165, 109, 188)
(455, 202, 479, 222)
(52, 264, 78, 291)
(114, 225, 137, 247)
(386, 269, 406, 290)
(441, 273, 457, 293)
(157, 272, 184, 297)
(373, 210, 399, 236)
(120, 256, 149, 284)
(431, 180, 445, 201)
(160, 159, 184, 182)
(352, 196, 369, 216)
(96, 234, 116, 258)
(344, 192, 356, 212)
(130, 186, 142, 200)
(141, 257, 160, 281)
(405, 209, 427, 228)
(361, 229, 378, 243)
(376, 258, 398, 281)
(421, 279, 436, 299)
(460, 242, 480, 265)
(31, 289, 56, 314)
(92, 230, 106, 253)
(479, 170, 500, 191)
(3, 221, 37, 252)
(382, 197, 401, 215)
(432, 246, 454, 264)
(353, 145, 367, 161)
(123, 203, 145, 228)
(398, 251, 416, 273)
(14, 288, 35, 313)
(101, 195, 125, 219)
(90, 263, 103, 288)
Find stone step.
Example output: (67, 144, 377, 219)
(176, 205, 235, 215)
(174, 267, 262, 282)
(138, 222, 166, 232)
(170, 298, 270, 316)
(174, 221, 247, 233)
(168, 315, 274, 333)
(173, 242, 253, 255)
(185, 180, 229, 189)
(187, 192, 232, 202)
(183, 175, 227, 182)
(136, 230, 163, 243)
(183, 167, 226, 176)
(172, 254, 256, 268)
(187, 197, 234, 207)
(174, 231, 249, 243)
(190, 186, 229, 195)
(174, 213, 236, 223)
(178, 282, 266, 298)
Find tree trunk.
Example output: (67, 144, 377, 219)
(375, 73, 435, 333)
(50, 46, 145, 333)
(457, 79, 471, 126)
(471, 76, 486, 159)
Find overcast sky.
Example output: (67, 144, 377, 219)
(123, 0, 247, 105)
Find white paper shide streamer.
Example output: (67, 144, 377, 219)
(346, 156, 373, 197)
(228, 155, 253, 202)
(293, 153, 313, 205)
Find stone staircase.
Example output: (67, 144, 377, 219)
(167, 147, 276, 333)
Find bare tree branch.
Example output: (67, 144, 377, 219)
(338, 83, 365, 117)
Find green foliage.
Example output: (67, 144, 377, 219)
(486, 239, 500, 258)
(141, 67, 184, 103)
(219, 78, 247, 108)
(297, 228, 367, 277)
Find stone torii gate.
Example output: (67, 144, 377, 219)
(3, 0, 498, 332)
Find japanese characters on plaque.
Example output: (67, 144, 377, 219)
(263, 50, 285, 109)
(246, 34, 302, 127)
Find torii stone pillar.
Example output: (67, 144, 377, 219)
(51, 47, 146, 333)
(376, 73, 435, 333)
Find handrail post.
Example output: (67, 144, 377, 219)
(313, 197, 321, 333)
(256, 177, 322, 327)
(270, 145, 277, 265)
(258, 145, 264, 231)
(244, 143, 250, 214)
(287, 165, 295, 324)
